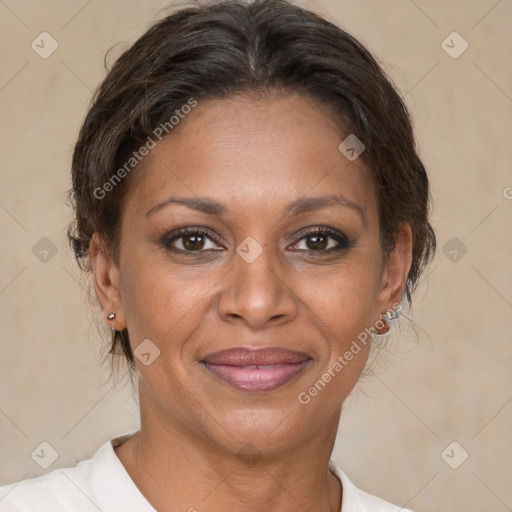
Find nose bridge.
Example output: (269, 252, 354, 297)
(236, 237, 278, 293)
(217, 235, 296, 327)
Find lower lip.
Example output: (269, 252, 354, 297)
(201, 361, 311, 392)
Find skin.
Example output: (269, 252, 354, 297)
(89, 92, 412, 512)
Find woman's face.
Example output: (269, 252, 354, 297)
(92, 92, 411, 453)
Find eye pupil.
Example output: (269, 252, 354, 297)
(183, 234, 205, 251)
(306, 234, 328, 250)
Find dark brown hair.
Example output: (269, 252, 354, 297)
(67, 0, 436, 372)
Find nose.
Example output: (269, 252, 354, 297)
(216, 242, 298, 329)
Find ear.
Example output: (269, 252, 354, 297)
(375, 223, 413, 318)
(89, 232, 126, 331)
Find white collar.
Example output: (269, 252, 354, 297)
(86, 431, 409, 512)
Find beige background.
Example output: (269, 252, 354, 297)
(1, 1, 511, 511)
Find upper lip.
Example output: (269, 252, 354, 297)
(201, 347, 311, 366)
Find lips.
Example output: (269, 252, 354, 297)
(201, 347, 311, 392)
(202, 347, 311, 366)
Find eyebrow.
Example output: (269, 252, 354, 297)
(145, 194, 367, 225)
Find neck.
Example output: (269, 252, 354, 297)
(115, 402, 343, 512)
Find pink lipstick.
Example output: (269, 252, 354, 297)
(201, 347, 311, 392)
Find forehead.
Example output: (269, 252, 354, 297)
(122, 92, 377, 222)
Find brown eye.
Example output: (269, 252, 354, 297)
(163, 227, 225, 253)
(289, 227, 353, 253)
(305, 233, 328, 250)
(182, 233, 206, 251)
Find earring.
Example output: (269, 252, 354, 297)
(381, 308, 399, 324)
(107, 313, 116, 333)
(372, 308, 400, 339)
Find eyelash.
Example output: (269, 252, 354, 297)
(161, 226, 353, 255)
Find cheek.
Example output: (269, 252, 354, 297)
(293, 265, 379, 412)
(310, 255, 381, 326)
(311, 254, 381, 366)
(119, 253, 221, 348)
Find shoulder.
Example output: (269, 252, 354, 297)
(0, 431, 145, 512)
(0, 455, 97, 512)
(329, 460, 415, 512)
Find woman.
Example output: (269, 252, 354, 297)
(0, 0, 435, 510)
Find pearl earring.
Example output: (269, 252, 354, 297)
(372, 308, 400, 339)
(381, 309, 399, 324)
(107, 313, 116, 333)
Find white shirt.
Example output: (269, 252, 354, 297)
(0, 431, 413, 512)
